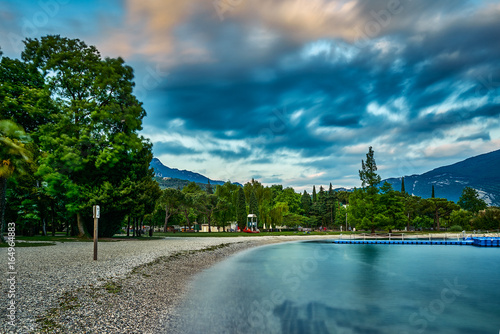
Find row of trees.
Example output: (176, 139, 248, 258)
(1, 36, 161, 240)
(1, 36, 497, 239)
(349, 147, 494, 232)
(151, 147, 497, 234)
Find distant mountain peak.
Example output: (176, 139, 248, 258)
(382, 149, 500, 205)
(150, 158, 242, 187)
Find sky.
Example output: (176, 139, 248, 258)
(1, 0, 500, 192)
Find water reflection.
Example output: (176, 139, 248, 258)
(160, 242, 500, 334)
(274, 300, 383, 334)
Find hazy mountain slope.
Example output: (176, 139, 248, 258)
(150, 158, 242, 187)
(383, 149, 500, 205)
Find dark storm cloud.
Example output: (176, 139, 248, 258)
(457, 133, 491, 142)
(140, 0, 500, 186)
(153, 141, 200, 156)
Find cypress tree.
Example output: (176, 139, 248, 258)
(312, 185, 317, 203)
(206, 179, 213, 194)
(401, 177, 405, 194)
(249, 190, 259, 219)
(359, 146, 381, 188)
(431, 185, 435, 198)
(301, 190, 312, 215)
(237, 187, 247, 230)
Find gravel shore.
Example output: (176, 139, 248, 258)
(1, 235, 329, 333)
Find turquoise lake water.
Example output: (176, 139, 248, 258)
(169, 241, 500, 334)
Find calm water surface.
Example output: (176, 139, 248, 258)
(168, 242, 500, 334)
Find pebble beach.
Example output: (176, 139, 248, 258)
(1, 235, 330, 333)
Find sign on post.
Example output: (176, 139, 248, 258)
(93, 205, 99, 260)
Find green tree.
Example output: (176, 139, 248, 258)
(214, 181, 239, 229)
(421, 198, 459, 231)
(157, 188, 183, 232)
(22, 35, 150, 237)
(206, 179, 213, 194)
(351, 146, 382, 233)
(401, 177, 405, 194)
(403, 194, 421, 231)
(458, 187, 487, 213)
(348, 187, 379, 233)
(249, 190, 259, 220)
(275, 187, 301, 214)
(182, 181, 202, 194)
(359, 146, 381, 188)
(193, 192, 217, 232)
(0, 120, 32, 242)
(431, 185, 435, 198)
(236, 187, 247, 230)
(269, 202, 289, 229)
(472, 208, 500, 230)
(300, 190, 311, 215)
(378, 182, 406, 232)
(450, 210, 473, 230)
(312, 185, 317, 203)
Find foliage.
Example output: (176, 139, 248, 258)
(450, 210, 473, 230)
(472, 207, 500, 230)
(236, 187, 247, 230)
(359, 146, 381, 188)
(458, 187, 487, 213)
(448, 225, 463, 232)
(0, 120, 32, 242)
(1, 36, 159, 238)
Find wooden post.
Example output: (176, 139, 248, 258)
(93, 205, 99, 261)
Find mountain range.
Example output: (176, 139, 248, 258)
(382, 149, 500, 206)
(150, 158, 242, 187)
(151, 149, 500, 206)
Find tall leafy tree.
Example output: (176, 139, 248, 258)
(157, 188, 183, 232)
(401, 177, 406, 194)
(236, 187, 247, 230)
(359, 146, 381, 188)
(312, 185, 317, 203)
(21, 35, 149, 237)
(0, 120, 31, 242)
(193, 192, 217, 232)
(352, 146, 382, 232)
(249, 190, 259, 220)
(422, 198, 459, 230)
(458, 187, 487, 213)
(214, 181, 238, 229)
(431, 185, 435, 198)
(378, 182, 406, 232)
(300, 190, 311, 216)
(349, 188, 379, 233)
(206, 179, 213, 194)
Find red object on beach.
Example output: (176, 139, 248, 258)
(243, 227, 260, 233)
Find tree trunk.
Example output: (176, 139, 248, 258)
(164, 206, 171, 233)
(133, 217, 136, 237)
(127, 216, 130, 237)
(0, 177, 6, 243)
(76, 212, 86, 237)
(42, 217, 47, 236)
(51, 202, 56, 236)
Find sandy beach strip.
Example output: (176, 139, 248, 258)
(1, 235, 332, 333)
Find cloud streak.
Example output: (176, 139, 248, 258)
(1, 0, 499, 191)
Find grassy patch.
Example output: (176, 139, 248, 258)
(104, 281, 122, 294)
(36, 292, 80, 332)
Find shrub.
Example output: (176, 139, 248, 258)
(449, 225, 463, 232)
